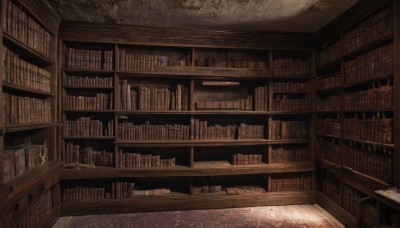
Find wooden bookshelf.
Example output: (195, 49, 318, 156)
(315, 1, 396, 227)
(0, 0, 61, 227)
(58, 19, 315, 214)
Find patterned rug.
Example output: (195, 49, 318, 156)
(53, 204, 344, 228)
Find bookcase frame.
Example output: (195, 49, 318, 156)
(0, 0, 62, 227)
(315, 0, 399, 227)
(58, 21, 317, 215)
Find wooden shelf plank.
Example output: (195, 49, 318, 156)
(317, 59, 341, 72)
(63, 136, 115, 140)
(64, 110, 115, 113)
(343, 74, 394, 89)
(316, 86, 341, 94)
(3, 32, 53, 65)
(3, 82, 54, 96)
(4, 123, 60, 133)
(5, 162, 64, 200)
(64, 86, 114, 89)
(60, 191, 317, 216)
(341, 167, 390, 196)
(343, 107, 394, 113)
(342, 137, 394, 148)
(117, 110, 312, 115)
(63, 68, 115, 74)
(343, 33, 394, 60)
(60, 162, 314, 179)
(115, 139, 310, 147)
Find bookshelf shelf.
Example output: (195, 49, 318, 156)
(316, 134, 341, 139)
(3, 32, 53, 65)
(316, 86, 341, 94)
(343, 108, 394, 113)
(64, 110, 116, 113)
(4, 123, 60, 133)
(115, 139, 310, 147)
(3, 82, 55, 97)
(316, 111, 341, 115)
(316, 59, 341, 72)
(6, 162, 63, 200)
(60, 162, 314, 180)
(343, 74, 394, 89)
(342, 137, 394, 148)
(343, 33, 394, 60)
(63, 136, 115, 140)
(64, 86, 114, 90)
(116, 111, 313, 115)
(318, 159, 341, 170)
(63, 68, 115, 74)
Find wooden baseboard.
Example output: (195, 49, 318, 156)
(61, 191, 317, 216)
(317, 192, 357, 228)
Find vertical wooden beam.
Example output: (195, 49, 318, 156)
(393, 0, 400, 187)
(310, 50, 317, 190)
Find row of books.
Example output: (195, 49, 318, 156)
(343, 6, 393, 54)
(15, 190, 53, 228)
(271, 57, 310, 77)
(269, 120, 308, 140)
(270, 81, 309, 93)
(3, 47, 51, 93)
(191, 119, 237, 140)
(64, 75, 113, 87)
(272, 95, 309, 111)
(317, 119, 341, 137)
(237, 124, 265, 139)
(231, 154, 263, 165)
(343, 142, 393, 183)
(195, 97, 253, 111)
(344, 42, 393, 85)
(318, 139, 340, 165)
(198, 57, 265, 69)
(64, 118, 114, 137)
(342, 185, 365, 216)
(65, 47, 113, 70)
(343, 115, 393, 144)
(62, 182, 171, 200)
(118, 151, 176, 168)
(120, 81, 189, 111)
(254, 86, 268, 111)
(317, 95, 340, 112)
(3, 0, 52, 57)
(2, 93, 51, 125)
(270, 173, 312, 192)
(317, 168, 341, 205)
(64, 93, 113, 110)
(63, 143, 113, 167)
(344, 83, 393, 110)
(120, 50, 171, 72)
(2, 144, 44, 183)
(191, 185, 223, 195)
(118, 121, 190, 141)
(318, 40, 341, 67)
(271, 145, 309, 163)
(317, 73, 341, 91)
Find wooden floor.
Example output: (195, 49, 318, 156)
(52, 204, 344, 228)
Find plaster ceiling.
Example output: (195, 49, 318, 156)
(46, 0, 359, 33)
